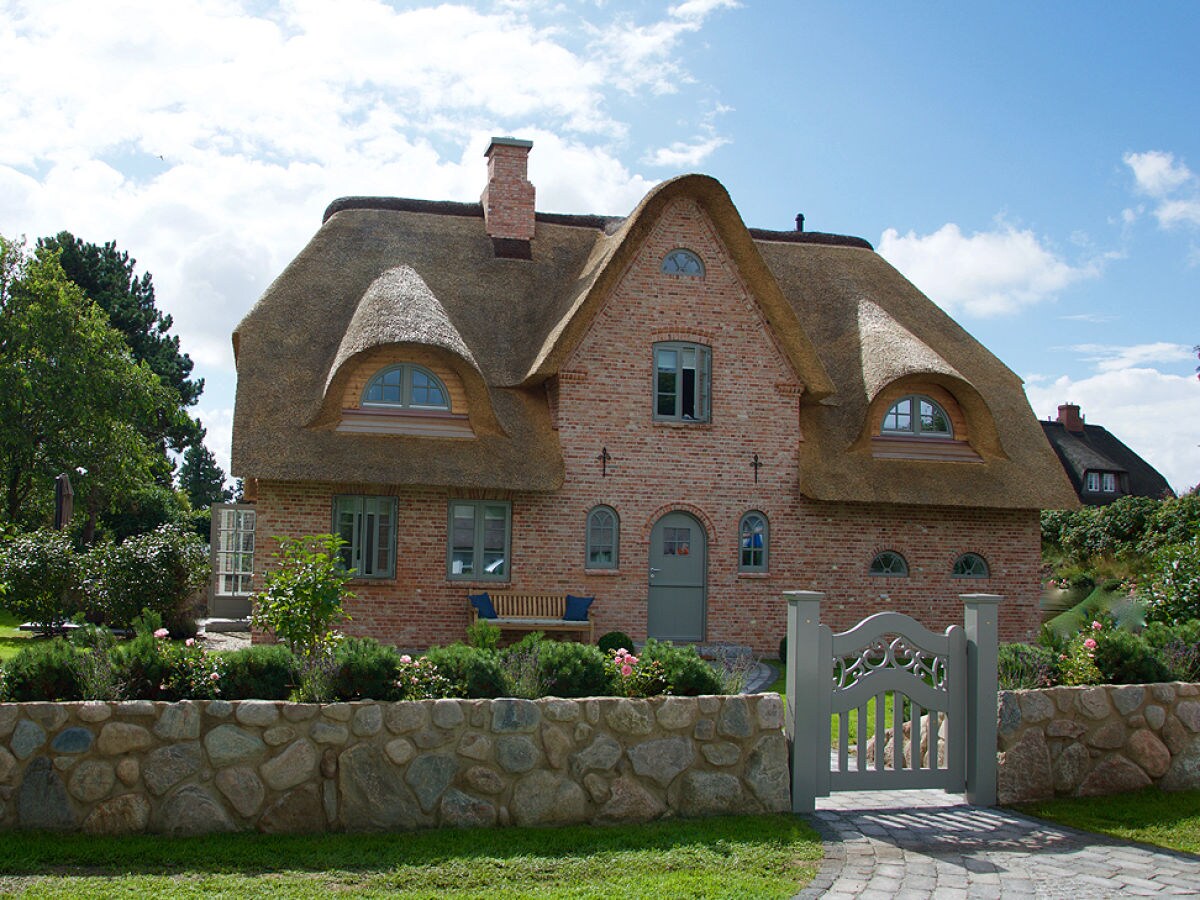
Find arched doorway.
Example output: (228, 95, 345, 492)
(647, 511, 707, 642)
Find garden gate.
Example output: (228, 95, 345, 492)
(785, 591, 1000, 812)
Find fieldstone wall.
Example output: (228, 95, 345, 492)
(0, 694, 788, 834)
(997, 682, 1200, 804)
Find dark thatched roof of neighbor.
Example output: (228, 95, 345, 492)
(1040, 420, 1174, 505)
(232, 174, 1077, 508)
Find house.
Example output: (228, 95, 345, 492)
(229, 137, 1077, 653)
(1040, 403, 1174, 506)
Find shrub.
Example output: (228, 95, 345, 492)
(606, 647, 670, 698)
(333, 637, 402, 700)
(220, 644, 296, 700)
(1092, 629, 1172, 685)
(997, 643, 1057, 689)
(1141, 537, 1200, 626)
(0, 529, 82, 632)
(534, 640, 611, 697)
(638, 639, 722, 695)
(597, 631, 634, 655)
(395, 653, 460, 700)
(499, 632, 551, 699)
(111, 615, 224, 701)
(2, 638, 81, 700)
(68, 622, 123, 700)
(85, 525, 210, 632)
(466, 619, 501, 652)
(1143, 620, 1200, 682)
(423, 643, 506, 698)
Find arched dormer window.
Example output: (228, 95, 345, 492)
(586, 506, 619, 569)
(882, 395, 952, 438)
(869, 550, 908, 577)
(739, 512, 768, 572)
(662, 248, 704, 277)
(363, 364, 449, 410)
(953, 553, 989, 578)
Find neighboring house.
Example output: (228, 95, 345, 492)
(230, 137, 1076, 653)
(1040, 404, 1174, 506)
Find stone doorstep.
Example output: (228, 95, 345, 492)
(198, 618, 251, 633)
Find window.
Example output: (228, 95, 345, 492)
(448, 501, 511, 581)
(212, 505, 256, 596)
(1085, 471, 1100, 492)
(739, 512, 768, 572)
(661, 249, 704, 276)
(586, 506, 619, 569)
(881, 395, 952, 438)
(1102, 473, 1117, 493)
(953, 553, 989, 578)
(654, 342, 711, 422)
(333, 495, 397, 579)
(363, 364, 449, 410)
(869, 550, 908, 577)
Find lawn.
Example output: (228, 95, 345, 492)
(764, 661, 893, 746)
(1013, 787, 1200, 856)
(0, 815, 823, 899)
(0, 609, 34, 661)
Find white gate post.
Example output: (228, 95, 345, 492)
(784, 590, 824, 813)
(962, 593, 1002, 806)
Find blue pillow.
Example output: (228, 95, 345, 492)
(469, 593, 497, 619)
(564, 594, 594, 622)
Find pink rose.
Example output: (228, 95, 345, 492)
(154, 628, 169, 639)
(628, 656, 638, 666)
(185, 638, 196, 647)
(210, 672, 220, 680)
(1083, 638, 1097, 650)
(1091, 621, 1102, 631)
(621, 664, 633, 677)
(400, 655, 412, 664)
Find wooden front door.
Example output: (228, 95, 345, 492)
(647, 511, 706, 642)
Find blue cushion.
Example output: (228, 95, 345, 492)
(469, 593, 496, 619)
(564, 594, 594, 622)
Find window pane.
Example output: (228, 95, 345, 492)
(588, 509, 615, 567)
(451, 504, 476, 575)
(335, 502, 357, 571)
(411, 369, 447, 408)
(919, 400, 950, 434)
(883, 398, 912, 432)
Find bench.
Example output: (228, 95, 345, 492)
(469, 593, 594, 643)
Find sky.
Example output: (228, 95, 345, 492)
(2, 0, 1197, 493)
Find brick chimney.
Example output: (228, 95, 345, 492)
(481, 137, 535, 252)
(1057, 403, 1085, 433)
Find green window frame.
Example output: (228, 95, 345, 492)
(654, 341, 711, 422)
(881, 394, 952, 438)
(363, 364, 450, 410)
(739, 511, 768, 572)
(952, 553, 989, 578)
(586, 506, 619, 569)
(333, 495, 397, 579)
(448, 500, 511, 581)
(869, 550, 908, 577)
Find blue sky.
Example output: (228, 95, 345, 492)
(2, 1, 1197, 491)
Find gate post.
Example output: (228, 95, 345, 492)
(962, 593, 1001, 806)
(784, 590, 824, 813)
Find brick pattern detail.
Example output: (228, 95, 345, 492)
(480, 143, 535, 241)
(251, 198, 1044, 653)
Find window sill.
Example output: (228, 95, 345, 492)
(446, 579, 511, 587)
(653, 419, 713, 429)
(737, 571, 771, 579)
(584, 568, 621, 576)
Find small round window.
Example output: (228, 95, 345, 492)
(953, 553, 989, 578)
(869, 550, 908, 577)
(662, 249, 704, 277)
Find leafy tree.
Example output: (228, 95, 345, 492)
(38, 232, 204, 451)
(178, 444, 232, 510)
(0, 237, 173, 534)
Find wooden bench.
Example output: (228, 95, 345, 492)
(470, 593, 594, 643)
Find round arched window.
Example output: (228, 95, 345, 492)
(739, 512, 768, 572)
(362, 364, 449, 410)
(661, 249, 704, 277)
(881, 395, 952, 438)
(869, 550, 909, 577)
(953, 553, 989, 578)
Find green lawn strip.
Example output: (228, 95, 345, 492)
(1012, 787, 1200, 856)
(0, 815, 822, 899)
(764, 661, 893, 746)
(0, 609, 35, 661)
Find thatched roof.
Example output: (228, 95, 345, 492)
(232, 176, 1077, 508)
(1041, 420, 1174, 505)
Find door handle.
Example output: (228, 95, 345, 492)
(649, 567, 661, 573)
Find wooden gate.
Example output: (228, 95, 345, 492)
(785, 592, 1001, 811)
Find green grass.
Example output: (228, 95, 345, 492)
(1013, 787, 1200, 856)
(0, 815, 822, 899)
(764, 661, 893, 746)
(0, 608, 34, 661)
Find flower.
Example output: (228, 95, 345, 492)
(621, 664, 633, 677)
(1083, 638, 1097, 650)
(210, 672, 220, 681)
(1091, 621, 1102, 631)
(400, 655, 412, 664)
(185, 638, 196, 647)
(154, 628, 170, 639)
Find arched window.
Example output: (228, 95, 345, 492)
(881, 395, 952, 438)
(661, 248, 704, 277)
(869, 550, 908, 577)
(739, 512, 768, 572)
(586, 506, 619, 569)
(362, 364, 449, 410)
(953, 553, 989, 578)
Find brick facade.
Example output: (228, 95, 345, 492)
(250, 197, 1043, 653)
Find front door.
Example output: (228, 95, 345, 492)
(647, 511, 706, 642)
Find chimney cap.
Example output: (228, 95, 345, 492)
(485, 136, 533, 155)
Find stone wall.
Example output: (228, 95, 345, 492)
(997, 682, 1200, 804)
(0, 694, 788, 834)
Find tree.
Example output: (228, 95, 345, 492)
(0, 237, 174, 535)
(178, 444, 233, 510)
(37, 232, 203, 451)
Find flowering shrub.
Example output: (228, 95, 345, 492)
(606, 647, 670, 698)
(1057, 620, 1105, 686)
(1141, 537, 1200, 626)
(158, 634, 225, 700)
(395, 654, 460, 700)
(0, 529, 83, 632)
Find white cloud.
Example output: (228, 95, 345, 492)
(1025, 367, 1200, 495)
(1123, 150, 1200, 232)
(877, 223, 1099, 317)
(1068, 342, 1195, 373)
(643, 135, 729, 168)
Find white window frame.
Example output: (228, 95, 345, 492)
(211, 504, 256, 597)
(1101, 473, 1117, 493)
(1085, 471, 1100, 492)
(654, 341, 711, 423)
